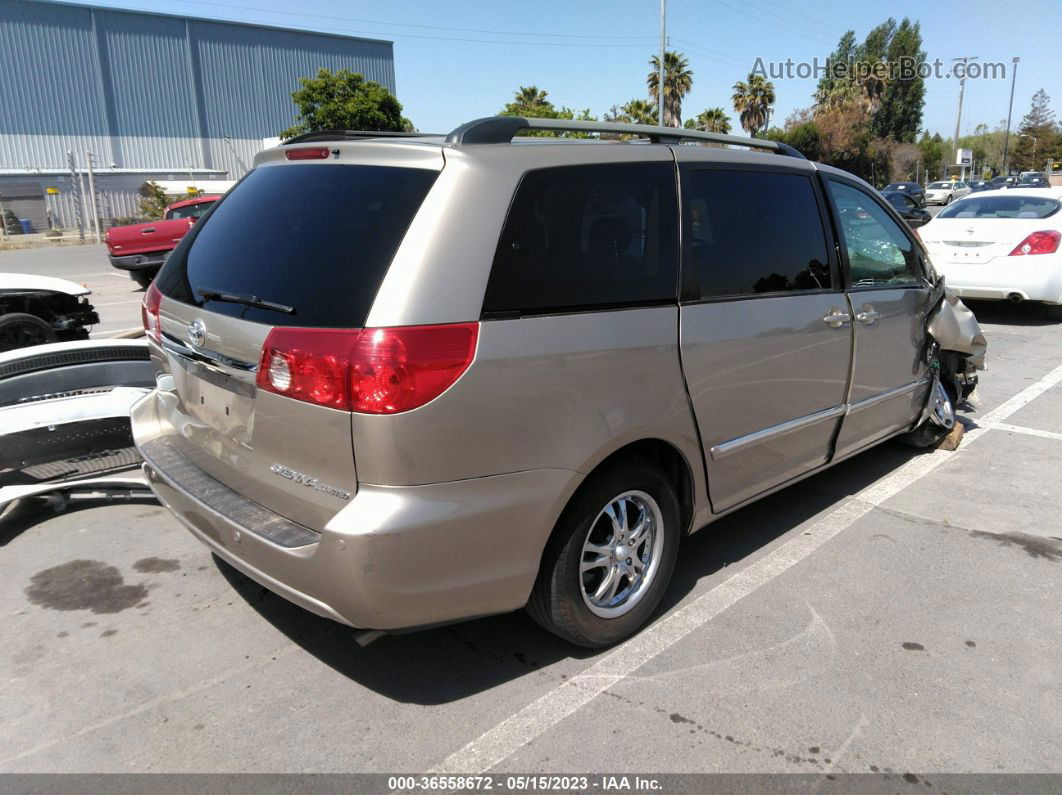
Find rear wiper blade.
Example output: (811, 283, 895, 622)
(197, 288, 295, 315)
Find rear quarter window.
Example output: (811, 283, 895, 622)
(156, 164, 438, 327)
(481, 163, 678, 316)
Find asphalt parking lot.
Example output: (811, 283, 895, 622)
(1, 245, 1061, 778)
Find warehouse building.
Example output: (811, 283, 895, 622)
(0, 0, 394, 233)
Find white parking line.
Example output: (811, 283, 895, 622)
(431, 363, 1062, 774)
(982, 421, 1062, 442)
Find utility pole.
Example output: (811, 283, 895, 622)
(67, 150, 85, 244)
(658, 0, 666, 127)
(952, 56, 978, 179)
(85, 151, 101, 243)
(1001, 56, 1020, 174)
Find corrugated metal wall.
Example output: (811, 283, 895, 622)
(0, 0, 395, 176)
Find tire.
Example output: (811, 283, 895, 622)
(527, 455, 681, 648)
(944, 194, 952, 205)
(900, 378, 957, 448)
(131, 271, 154, 290)
(0, 312, 58, 353)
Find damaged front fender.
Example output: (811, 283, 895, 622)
(927, 280, 987, 371)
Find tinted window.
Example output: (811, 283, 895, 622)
(828, 181, 920, 287)
(156, 164, 437, 327)
(685, 170, 831, 298)
(482, 163, 678, 315)
(166, 201, 214, 220)
(937, 195, 1059, 219)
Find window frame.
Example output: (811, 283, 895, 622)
(820, 174, 928, 292)
(678, 163, 842, 305)
(479, 161, 681, 320)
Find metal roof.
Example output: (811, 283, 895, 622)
(0, 0, 396, 175)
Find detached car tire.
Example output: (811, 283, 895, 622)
(527, 455, 681, 648)
(0, 312, 58, 352)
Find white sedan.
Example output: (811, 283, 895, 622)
(924, 180, 971, 206)
(919, 188, 1062, 319)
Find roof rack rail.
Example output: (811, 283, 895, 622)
(444, 116, 805, 159)
(281, 129, 437, 145)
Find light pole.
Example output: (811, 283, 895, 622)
(1001, 57, 1020, 174)
(952, 56, 978, 179)
(657, 0, 666, 127)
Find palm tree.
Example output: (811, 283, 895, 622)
(684, 107, 732, 134)
(515, 85, 548, 109)
(647, 51, 693, 127)
(732, 73, 776, 137)
(621, 99, 659, 126)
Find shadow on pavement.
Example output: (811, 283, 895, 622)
(218, 439, 934, 705)
(963, 299, 1061, 327)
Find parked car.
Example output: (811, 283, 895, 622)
(989, 175, 1019, 190)
(966, 180, 990, 193)
(925, 180, 971, 205)
(883, 181, 926, 207)
(0, 273, 99, 352)
(881, 190, 932, 228)
(132, 117, 985, 647)
(105, 195, 220, 288)
(1015, 176, 1050, 189)
(920, 188, 1062, 319)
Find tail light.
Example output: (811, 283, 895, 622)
(141, 282, 162, 344)
(284, 147, 331, 161)
(256, 323, 479, 414)
(1009, 230, 1060, 256)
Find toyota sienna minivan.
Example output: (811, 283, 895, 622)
(133, 117, 985, 647)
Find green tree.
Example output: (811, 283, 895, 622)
(498, 87, 597, 137)
(138, 181, 170, 220)
(871, 18, 926, 142)
(280, 68, 405, 138)
(786, 122, 822, 161)
(684, 108, 731, 134)
(918, 132, 946, 181)
(621, 99, 659, 126)
(514, 85, 549, 109)
(647, 51, 693, 127)
(816, 31, 857, 105)
(1011, 88, 1059, 172)
(732, 72, 776, 136)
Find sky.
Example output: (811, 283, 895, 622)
(67, 0, 1062, 139)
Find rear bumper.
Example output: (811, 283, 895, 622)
(936, 258, 1062, 304)
(132, 392, 579, 630)
(109, 253, 167, 272)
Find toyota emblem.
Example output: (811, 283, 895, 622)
(188, 318, 207, 348)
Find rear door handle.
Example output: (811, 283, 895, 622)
(822, 309, 851, 328)
(141, 227, 156, 234)
(856, 310, 881, 325)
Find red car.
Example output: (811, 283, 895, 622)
(105, 195, 220, 288)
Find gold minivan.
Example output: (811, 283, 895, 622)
(134, 117, 984, 647)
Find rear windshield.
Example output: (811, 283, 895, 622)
(937, 196, 1060, 219)
(156, 164, 438, 327)
(166, 201, 214, 220)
